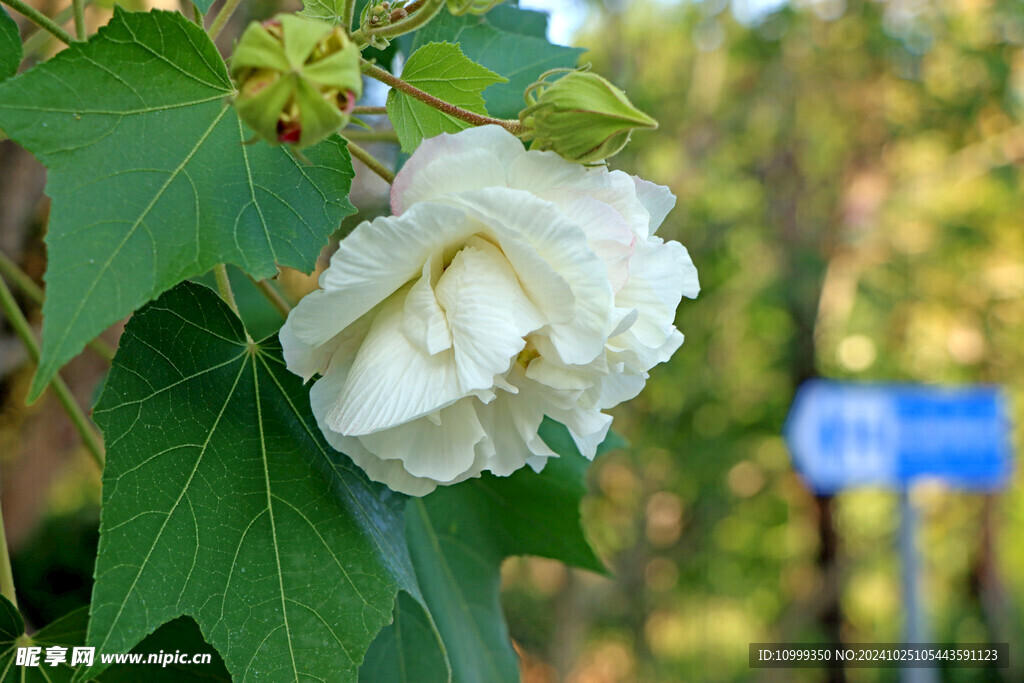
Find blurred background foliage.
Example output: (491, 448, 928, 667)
(499, 0, 1024, 681)
(1, 0, 1023, 681)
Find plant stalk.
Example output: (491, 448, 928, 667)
(249, 276, 292, 319)
(208, 0, 243, 41)
(71, 0, 85, 40)
(22, 0, 93, 56)
(340, 0, 356, 33)
(0, 276, 105, 468)
(0, 502, 16, 610)
(2, 0, 74, 45)
(214, 264, 239, 314)
(345, 139, 396, 183)
(361, 61, 527, 136)
(343, 128, 399, 143)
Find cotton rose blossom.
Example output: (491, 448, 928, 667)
(280, 125, 699, 495)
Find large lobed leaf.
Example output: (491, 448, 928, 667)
(387, 41, 506, 152)
(413, 11, 584, 120)
(365, 421, 609, 683)
(0, 9, 355, 402)
(85, 282, 423, 682)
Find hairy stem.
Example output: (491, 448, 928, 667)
(350, 0, 444, 47)
(22, 0, 93, 56)
(345, 139, 396, 183)
(343, 128, 399, 143)
(71, 0, 85, 40)
(362, 61, 527, 135)
(214, 264, 239, 314)
(0, 503, 16, 610)
(0, 252, 115, 362)
(352, 106, 388, 115)
(208, 0, 243, 41)
(249, 276, 292, 319)
(0, 277, 105, 469)
(340, 0, 356, 33)
(2, 0, 74, 45)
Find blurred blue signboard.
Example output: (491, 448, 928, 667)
(785, 381, 1013, 494)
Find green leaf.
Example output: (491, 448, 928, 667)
(393, 420, 606, 683)
(300, 0, 349, 26)
(0, 7, 19, 82)
(85, 281, 420, 682)
(486, 5, 550, 39)
(97, 617, 230, 682)
(413, 10, 584, 120)
(0, 9, 356, 402)
(359, 592, 450, 683)
(386, 41, 506, 152)
(0, 600, 88, 682)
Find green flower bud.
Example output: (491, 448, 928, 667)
(230, 15, 363, 150)
(520, 69, 657, 164)
(446, 0, 503, 16)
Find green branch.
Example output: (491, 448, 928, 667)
(0, 276, 105, 469)
(208, 0, 243, 41)
(2, 0, 74, 45)
(345, 139, 396, 183)
(71, 0, 85, 40)
(351, 0, 444, 47)
(248, 275, 292, 319)
(361, 61, 527, 136)
(214, 264, 239, 314)
(0, 503, 16, 610)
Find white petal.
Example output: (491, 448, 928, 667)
(281, 307, 373, 382)
(402, 251, 452, 355)
(294, 202, 475, 347)
(360, 399, 486, 482)
(506, 148, 598, 196)
(509, 155, 653, 240)
(452, 189, 615, 365)
(280, 315, 336, 383)
(526, 455, 551, 473)
(524, 356, 594, 393)
(335, 434, 439, 496)
(544, 405, 613, 460)
(609, 307, 639, 338)
(592, 371, 647, 409)
(327, 288, 463, 436)
(390, 125, 524, 214)
(435, 237, 544, 392)
(556, 195, 636, 292)
(309, 366, 438, 496)
(614, 237, 699, 350)
(475, 378, 556, 475)
(632, 177, 676, 234)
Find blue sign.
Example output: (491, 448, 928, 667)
(785, 381, 1013, 493)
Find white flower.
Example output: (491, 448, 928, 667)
(281, 125, 699, 495)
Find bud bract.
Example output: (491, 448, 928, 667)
(230, 15, 362, 150)
(520, 70, 657, 164)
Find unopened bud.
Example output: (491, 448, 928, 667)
(230, 14, 362, 150)
(519, 69, 657, 164)
(446, 0, 503, 15)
